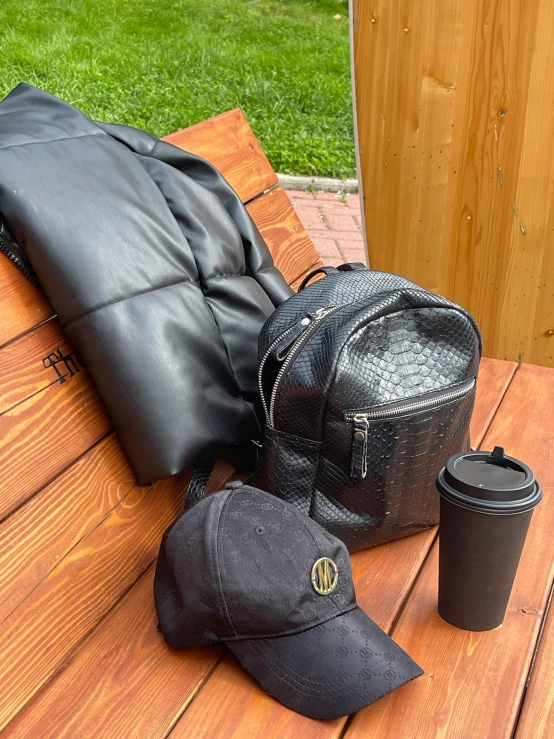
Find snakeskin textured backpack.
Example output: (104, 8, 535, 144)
(250, 264, 482, 552)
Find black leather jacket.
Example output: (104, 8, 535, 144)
(0, 84, 292, 483)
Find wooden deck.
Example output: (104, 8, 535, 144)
(1, 110, 553, 738)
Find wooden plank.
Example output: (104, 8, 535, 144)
(0, 359, 513, 736)
(470, 357, 517, 447)
(0, 435, 134, 622)
(167, 358, 517, 738)
(290, 260, 324, 292)
(1, 460, 234, 735)
(0, 345, 110, 520)
(0, 258, 53, 349)
(163, 108, 277, 204)
(4, 568, 222, 739)
(172, 531, 437, 739)
(0, 319, 73, 415)
(0, 185, 309, 521)
(515, 587, 554, 737)
(246, 187, 320, 286)
(352, 0, 554, 367)
(344, 363, 554, 738)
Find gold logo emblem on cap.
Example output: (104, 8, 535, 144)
(311, 557, 338, 595)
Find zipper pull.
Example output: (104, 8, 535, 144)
(351, 415, 369, 479)
(270, 316, 311, 361)
(269, 306, 337, 361)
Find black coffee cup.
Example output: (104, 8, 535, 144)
(436, 446, 542, 631)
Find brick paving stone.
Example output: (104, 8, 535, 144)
(339, 246, 368, 265)
(322, 230, 364, 242)
(312, 191, 343, 200)
(325, 213, 361, 232)
(287, 190, 318, 200)
(288, 195, 348, 209)
(319, 255, 344, 267)
(285, 189, 366, 267)
(293, 207, 328, 230)
(321, 207, 357, 216)
(310, 236, 341, 259)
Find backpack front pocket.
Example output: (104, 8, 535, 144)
(345, 379, 476, 480)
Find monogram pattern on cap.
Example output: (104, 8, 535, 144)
(311, 557, 339, 595)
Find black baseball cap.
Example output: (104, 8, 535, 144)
(154, 482, 422, 719)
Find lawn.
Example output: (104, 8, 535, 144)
(0, 0, 354, 178)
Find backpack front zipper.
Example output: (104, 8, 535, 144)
(258, 305, 342, 424)
(346, 378, 476, 479)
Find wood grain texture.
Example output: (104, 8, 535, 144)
(345, 363, 554, 738)
(171, 531, 437, 739)
(0, 351, 111, 520)
(0, 472, 176, 730)
(1, 460, 235, 737)
(0, 258, 53, 348)
(3, 571, 222, 739)
(169, 358, 517, 739)
(289, 260, 324, 292)
(353, 0, 554, 366)
(163, 108, 277, 204)
(246, 187, 320, 285)
(0, 318, 73, 415)
(470, 357, 517, 448)
(515, 586, 554, 738)
(0, 435, 134, 622)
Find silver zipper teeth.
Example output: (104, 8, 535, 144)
(266, 305, 342, 425)
(345, 379, 476, 421)
(258, 323, 298, 420)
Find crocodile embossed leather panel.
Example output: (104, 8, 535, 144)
(253, 268, 482, 551)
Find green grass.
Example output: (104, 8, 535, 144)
(0, 0, 354, 178)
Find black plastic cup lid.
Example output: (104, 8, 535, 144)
(437, 446, 542, 515)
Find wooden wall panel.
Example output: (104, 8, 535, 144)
(352, 0, 554, 366)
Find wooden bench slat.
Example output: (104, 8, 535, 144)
(0, 188, 312, 518)
(4, 568, 223, 739)
(0, 364, 111, 520)
(0, 319, 73, 415)
(246, 187, 320, 286)
(343, 363, 554, 739)
(11, 358, 510, 738)
(515, 590, 554, 737)
(0, 435, 134, 622)
(163, 108, 277, 204)
(1, 461, 234, 735)
(168, 361, 517, 738)
(0, 260, 51, 349)
(0, 360, 513, 736)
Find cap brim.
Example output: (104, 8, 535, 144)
(226, 606, 423, 720)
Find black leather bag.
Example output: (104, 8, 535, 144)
(250, 264, 482, 552)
